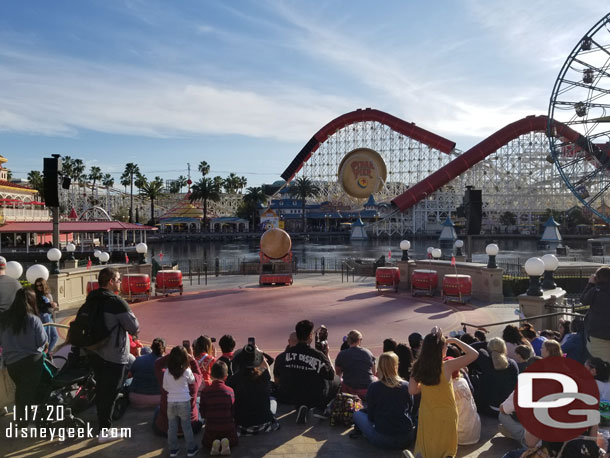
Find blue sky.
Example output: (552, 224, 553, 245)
(0, 1, 607, 187)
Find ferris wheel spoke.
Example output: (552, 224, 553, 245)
(590, 38, 610, 57)
(585, 181, 610, 206)
(559, 79, 610, 96)
(571, 57, 610, 79)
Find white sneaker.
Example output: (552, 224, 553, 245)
(210, 439, 221, 456)
(220, 437, 231, 456)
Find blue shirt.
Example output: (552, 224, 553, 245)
(366, 380, 414, 436)
(130, 352, 162, 395)
(0, 314, 48, 365)
(531, 336, 547, 356)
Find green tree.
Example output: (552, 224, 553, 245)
(71, 158, 85, 200)
(243, 186, 267, 229)
(102, 173, 115, 210)
(121, 163, 140, 223)
(198, 161, 210, 177)
(27, 170, 44, 198)
(238, 176, 247, 193)
(288, 177, 320, 233)
(189, 177, 221, 230)
(499, 211, 517, 226)
(139, 176, 164, 225)
(176, 175, 188, 193)
(88, 166, 103, 198)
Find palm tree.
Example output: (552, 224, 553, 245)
(244, 187, 267, 229)
(27, 170, 44, 198)
(176, 175, 188, 193)
(289, 177, 320, 233)
(89, 166, 103, 199)
(238, 176, 248, 193)
(198, 161, 210, 177)
(72, 159, 85, 208)
(134, 173, 147, 195)
(213, 176, 224, 191)
(102, 173, 115, 210)
(189, 177, 221, 230)
(121, 163, 140, 223)
(139, 176, 164, 225)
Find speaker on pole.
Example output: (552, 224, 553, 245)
(43, 156, 62, 208)
(463, 187, 482, 235)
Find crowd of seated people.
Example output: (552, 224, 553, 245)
(5, 280, 610, 458)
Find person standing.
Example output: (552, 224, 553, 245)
(408, 327, 478, 458)
(0, 288, 47, 427)
(85, 267, 139, 442)
(0, 256, 21, 313)
(581, 266, 610, 363)
(34, 277, 59, 353)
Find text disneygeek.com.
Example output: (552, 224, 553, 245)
(5, 424, 132, 442)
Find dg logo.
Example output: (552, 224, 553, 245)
(514, 356, 600, 442)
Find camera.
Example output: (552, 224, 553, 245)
(246, 337, 255, 353)
(211, 337, 217, 343)
(315, 325, 329, 353)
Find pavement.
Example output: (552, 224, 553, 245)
(1, 273, 523, 458)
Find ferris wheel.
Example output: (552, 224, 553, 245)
(548, 13, 610, 223)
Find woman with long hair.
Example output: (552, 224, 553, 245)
(502, 325, 531, 360)
(34, 277, 59, 353)
(407, 327, 478, 458)
(351, 352, 415, 450)
(193, 335, 216, 389)
(0, 288, 48, 426)
(476, 337, 519, 415)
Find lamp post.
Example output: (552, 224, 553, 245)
(427, 246, 434, 259)
(432, 248, 442, 260)
(541, 254, 559, 290)
(5, 261, 23, 279)
(454, 239, 464, 257)
(66, 242, 76, 261)
(524, 257, 545, 296)
(26, 264, 49, 284)
(400, 240, 411, 261)
(486, 243, 499, 269)
(99, 251, 110, 265)
(93, 249, 101, 265)
(136, 242, 148, 264)
(47, 248, 62, 275)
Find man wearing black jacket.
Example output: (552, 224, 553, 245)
(273, 320, 336, 424)
(87, 267, 140, 442)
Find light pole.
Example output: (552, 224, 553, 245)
(99, 251, 110, 265)
(47, 248, 62, 275)
(66, 242, 76, 261)
(432, 248, 442, 260)
(400, 240, 411, 261)
(454, 239, 464, 257)
(541, 254, 559, 290)
(136, 242, 148, 264)
(524, 257, 545, 296)
(486, 244, 499, 269)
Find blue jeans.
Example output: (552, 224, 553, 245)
(168, 401, 196, 452)
(352, 410, 415, 450)
(40, 313, 58, 352)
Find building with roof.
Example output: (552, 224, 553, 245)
(158, 194, 203, 232)
(0, 155, 49, 224)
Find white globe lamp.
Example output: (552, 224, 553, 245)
(485, 244, 499, 269)
(541, 254, 559, 290)
(26, 264, 49, 284)
(400, 240, 411, 261)
(47, 248, 62, 274)
(6, 261, 23, 279)
(524, 257, 545, 296)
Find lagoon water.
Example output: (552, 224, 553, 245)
(147, 237, 589, 265)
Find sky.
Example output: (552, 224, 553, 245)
(0, 1, 608, 188)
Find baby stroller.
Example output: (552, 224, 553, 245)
(35, 345, 129, 427)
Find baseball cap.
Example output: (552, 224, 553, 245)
(0, 256, 6, 268)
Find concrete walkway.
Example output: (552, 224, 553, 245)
(1, 273, 522, 458)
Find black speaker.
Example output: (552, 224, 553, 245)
(463, 187, 482, 235)
(43, 156, 62, 207)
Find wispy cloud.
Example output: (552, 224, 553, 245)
(0, 47, 356, 141)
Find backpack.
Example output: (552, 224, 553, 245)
(329, 392, 363, 426)
(67, 292, 117, 350)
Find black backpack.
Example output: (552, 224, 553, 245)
(67, 292, 117, 350)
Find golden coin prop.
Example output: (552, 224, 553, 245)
(338, 148, 387, 199)
(260, 228, 292, 259)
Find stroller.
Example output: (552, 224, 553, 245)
(35, 345, 130, 428)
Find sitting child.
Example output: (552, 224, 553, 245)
(200, 361, 238, 455)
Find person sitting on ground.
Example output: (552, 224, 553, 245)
(130, 337, 166, 408)
(474, 330, 487, 343)
(408, 327, 479, 458)
(408, 332, 423, 358)
(558, 319, 572, 345)
(273, 320, 337, 424)
(561, 318, 589, 365)
(520, 323, 547, 357)
(501, 426, 605, 458)
(459, 333, 477, 345)
(335, 330, 376, 400)
(383, 338, 397, 353)
(351, 352, 415, 450)
(163, 346, 199, 458)
(130, 333, 143, 358)
(581, 266, 610, 364)
(272, 331, 298, 403)
(200, 361, 238, 456)
(514, 344, 538, 373)
(475, 337, 519, 416)
(33, 277, 59, 354)
(540, 329, 560, 341)
(395, 343, 413, 380)
(450, 356, 481, 446)
(585, 357, 610, 401)
(541, 339, 563, 358)
(227, 344, 280, 435)
(216, 335, 236, 378)
(193, 335, 216, 388)
(153, 344, 203, 437)
(502, 325, 532, 360)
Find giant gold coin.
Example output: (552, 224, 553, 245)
(260, 228, 292, 259)
(338, 148, 387, 199)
